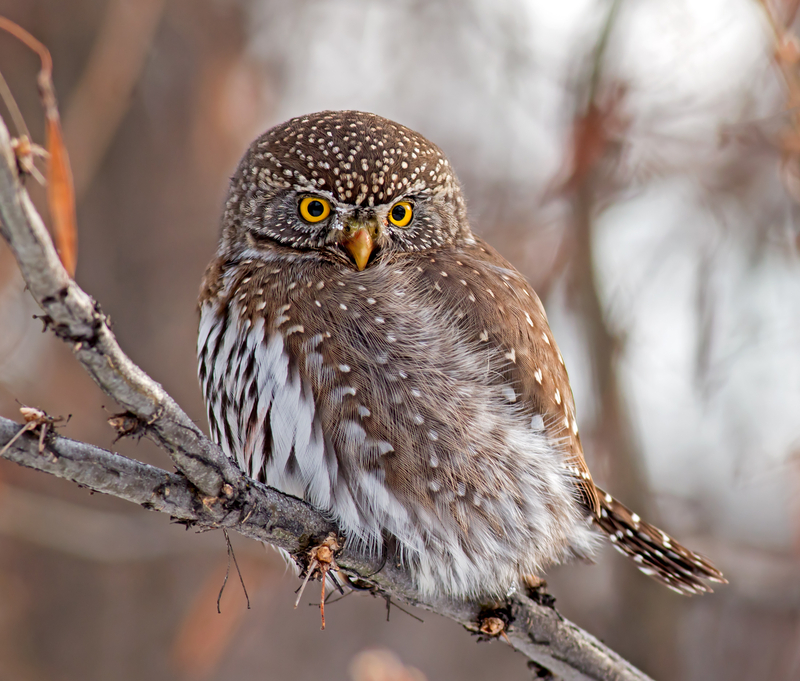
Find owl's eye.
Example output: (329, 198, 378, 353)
(388, 201, 413, 227)
(299, 197, 331, 223)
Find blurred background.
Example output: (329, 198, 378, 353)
(0, 0, 799, 679)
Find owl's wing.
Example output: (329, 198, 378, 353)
(421, 237, 602, 518)
(436, 239, 728, 593)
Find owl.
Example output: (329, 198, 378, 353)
(197, 110, 724, 599)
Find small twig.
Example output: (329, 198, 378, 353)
(293, 559, 317, 609)
(0, 406, 64, 458)
(292, 534, 339, 629)
(384, 595, 424, 624)
(309, 589, 354, 608)
(0, 68, 29, 141)
(11, 135, 47, 185)
(218, 529, 250, 612)
(227, 530, 250, 609)
(320, 570, 327, 629)
(216, 552, 231, 614)
(0, 15, 77, 275)
(0, 418, 36, 457)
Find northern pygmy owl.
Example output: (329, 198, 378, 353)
(198, 110, 724, 598)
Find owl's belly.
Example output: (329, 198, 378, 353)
(198, 277, 596, 598)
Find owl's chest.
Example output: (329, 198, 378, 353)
(264, 259, 503, 403)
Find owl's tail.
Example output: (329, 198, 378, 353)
(593, 486, 726, 595)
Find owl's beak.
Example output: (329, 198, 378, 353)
(342, 226, 375, 271)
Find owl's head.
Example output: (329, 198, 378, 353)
(220, 110, 472, 270)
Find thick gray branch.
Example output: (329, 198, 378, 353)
(0, 416, 336, 551)
(0, 115, 651, 681)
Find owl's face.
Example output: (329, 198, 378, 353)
(219, 111, 473, 270)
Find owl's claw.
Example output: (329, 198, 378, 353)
(293, 533, 340, 630)
(521, 574, 546, 591)
(521, 574, 557, 609)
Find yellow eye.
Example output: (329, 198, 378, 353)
(388, 201, 413, 227)
(299, 196, 331, 223)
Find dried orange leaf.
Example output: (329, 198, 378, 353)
(45, 116, 77, 275)
(0, 16, 78, 275)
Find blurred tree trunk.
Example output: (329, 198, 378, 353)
(568, 175, 680, 678)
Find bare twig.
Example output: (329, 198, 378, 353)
(0, 16, 78, 275)
(218, 528, 251, 613)
(0, 415, 336, 555)
(756, 0, 800, 203)
(0, 112, 652, 681)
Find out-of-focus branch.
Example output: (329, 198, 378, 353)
(561, 1, 679, 675)
(63, 0, 167, 197)
(566, 0, 649, 527)
(756, 0, 800, 204)
(0, 113, 652, 681)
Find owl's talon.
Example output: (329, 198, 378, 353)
(521, 574, 556, 608)
(521, 574, 546, 591)
(293, 534, 340, 630)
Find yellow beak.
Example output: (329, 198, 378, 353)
(342, 227, 374, 271)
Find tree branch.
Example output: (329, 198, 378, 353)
(0, 117, 237, 498)
(0, 114, 651, 681)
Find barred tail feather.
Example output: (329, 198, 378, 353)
(594, 486, 726, 595)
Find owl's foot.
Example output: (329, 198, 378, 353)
(521, 574, 546, 591)
(521, 574, 557, 609)
(294, 533, 340, 630)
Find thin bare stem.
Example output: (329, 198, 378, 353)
(0, 68, 30, 140)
